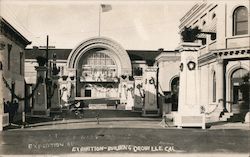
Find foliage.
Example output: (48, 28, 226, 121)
(36, 56, 47, 66)
(181, 26, 201, 42)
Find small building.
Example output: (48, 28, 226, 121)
(0, 17, 31, 130)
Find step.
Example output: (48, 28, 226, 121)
(73, 109, 142, 118)
(220, 112, 234, 121)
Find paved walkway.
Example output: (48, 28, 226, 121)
(209, 122, 249, 130)
(6, 117, 250, 131)
(20, 117, 169, 130)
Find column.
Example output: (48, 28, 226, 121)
(216, 59, 224, 111)
(50, 75, 61, 112)
(133, 76, 143, 111)
(32, 66, 50, 116)
(142, 67, 159, 116)
(175, 42, 205, 129)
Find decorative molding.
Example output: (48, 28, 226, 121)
(198, 48, 250, 66)
(187, 61, 196, 71)
(0, 18, 31, 48)
(177, 42, 201, 52)
(213, 48, 250, 57)
(145, 67, 157, 72)
(198, 52, 217, 65)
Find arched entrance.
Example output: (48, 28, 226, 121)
(66, 37, 132, 108)
(170, 76, 179, 111)
(230, 68, 249, 114)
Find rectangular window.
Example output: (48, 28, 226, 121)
(84, 89, 91, 97)
(20, 52, 23, 75)
(133, 67, 143, 76)
(236, 21, 248, 35)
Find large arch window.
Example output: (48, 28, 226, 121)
(233, 6, 248, 36)
(80, 51, 118, 81)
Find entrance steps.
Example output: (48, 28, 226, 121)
(219, 112, 234, 121)
(219, 111, 247, 122)
(82, 109, 142, 118)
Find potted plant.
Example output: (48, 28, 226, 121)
(181, 26, 201, 42)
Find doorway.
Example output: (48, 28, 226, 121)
(171, 76, 179, 111)
(230, 68, 249, 114)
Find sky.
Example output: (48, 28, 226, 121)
(0, 0, 201, 50)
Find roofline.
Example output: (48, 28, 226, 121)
(0, 17, 31, 45)
(126, 50, 178, 52)
(25, 48, 178, 53)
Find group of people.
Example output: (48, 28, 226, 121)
(3, 98, 19, 123)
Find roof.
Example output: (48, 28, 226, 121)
(127, 50, 176, 61)
(0, 17, 31, 46)
(25, 48, 71, 60)
(25, 48, 176, 61)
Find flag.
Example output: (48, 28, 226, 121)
(101, 4, 112, 12)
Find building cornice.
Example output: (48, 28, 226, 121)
(198, 52, 217, 66)
(0, 17, 31, 48)
(198, 47, 250, 66)
(155, 53, 180, 62)
(176, 42, 201, 52)
(179, 3, 216, 30)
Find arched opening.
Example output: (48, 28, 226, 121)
(230, 68, 249, 114)
(233, 6, 248, 36)
(170, 76, 179, 111)
(67, 37, 132, 109)
(82, 84, 92, 97)
(77, 49, 120, 99)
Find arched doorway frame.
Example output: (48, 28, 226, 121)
(169, 75, 179, 111)
(66, 37, 132, 99)
(226, 63, 249, 112)
(67, 37, 132, 76)
(169, 75, 180, 93)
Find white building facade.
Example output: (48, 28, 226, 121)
(25, 37, 180, 115)
(23, 0, 249, 125)
(178, 0, 249, 123)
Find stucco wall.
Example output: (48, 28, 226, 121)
(158, 59, 180, 93)
(0, 35, 25, 115)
